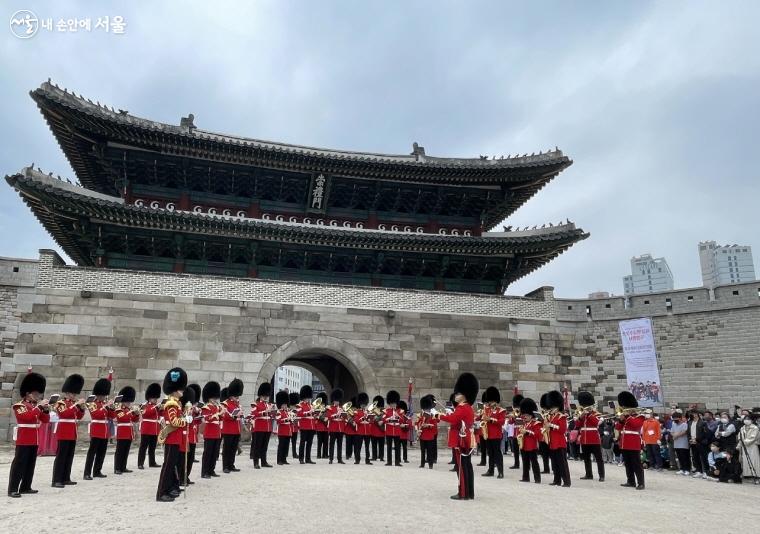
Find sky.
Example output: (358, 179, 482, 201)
(1, 1, 758, 298)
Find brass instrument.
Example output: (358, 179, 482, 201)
(158, 398, 188, 445)
(479, 404, 491, 440)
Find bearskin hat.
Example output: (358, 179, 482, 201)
(289, 392, 300, 406)
(399, 400, 408, 412)
(181, 385, 196, 406)
(481, 391, 487, 403)
(420, 394, 434, 411)
(92, 377, 111, 397)
(546, 390, 564, 410)
(373, 395, 385, 408)
(61, 374, 84, 395)
(228, 378, 244, 398)
(357, 392, 369, 406)
(189, 384, 201, 404)
(618, 391, 638, 409)
(275, 390, 289, 407)
(145, 382, 162, 401)
(163, 367, 187, 395)
(578, 391, 595, 408)
(454, 372, 479, 405)
(331, 388, 344, 403)
(318, 391, 328, 404)
(520, 397, 538, 416)
(386, 390, 401, 405)
(485, 386, 501, 404)
(119, 386, 136, 403)
(20, 372, 46, 397)
(220, 387, 229, 402)
(202, 381, 221, 403)
(539, 392, 549, 410)
(512, 394, 524, 408)
(257, 382, 272, 398)
(300, 384, 313, 400)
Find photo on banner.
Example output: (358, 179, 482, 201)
(618, 317, 663, 408)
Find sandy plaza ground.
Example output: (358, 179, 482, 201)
(2, 443, 759, 534)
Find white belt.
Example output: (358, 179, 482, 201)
(581, 427, 598, 431)
(142, 419, 158, 423)
(209, 421, 221, 425)
(622, 430, 640, 435)
(254, 416, 271, 420)
(16, 424, 40, 428)
(89, 420, 108, 424)
(57, 419, 77, 423)
(117, 423, 133, 427)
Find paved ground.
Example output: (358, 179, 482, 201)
(2, 443, 759, 533)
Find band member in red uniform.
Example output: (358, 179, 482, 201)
(113, 386, 139, 475)
(439, 372, 478, 500)
(383, 390, 402, 466)
(344, 396, 356, 461)
(509, 394, 524, 470)
(576, 390, 605, 482)
(416, 395, 439, 469)
(476, 391, 487, 467)
(288, 392, 300, 459)
(8, 372, 49, 498)
(274, 391, 294, 465)
(138, 382, 162, 470)
(177, 386, 197, 486)
(616, 391, 645, 490)
(354, 393, 372, 464)
(156, 367, 188, 502)
(398, 400, 411, 463)
(51, 373, 85, 488)
(517, 397, 542, 483)
(370, 395, 385, 462)
(297, 385, 316, 464)
(326, 388, 345, 464)
(84, 377, 114, 480)
(481, 386, 506, 479)
(315, 391, 329, 459)
(446, 393, 457, 471)
(538, 393, 551, 474)
(250, 382, 274, 469)
(221, 378, 244, 473)
(545, 390, 570, 487)
(201, 381, 222, 478)
(186, 383, 202, 481)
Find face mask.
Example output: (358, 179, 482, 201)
(645, 414, 652, 419)
(721, 418, 729, 424)
(744, 420, 752, 426)
(711, 448, 718, 453)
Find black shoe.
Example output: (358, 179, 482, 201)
(262, 463, 273, 468)
(354, 461, 361, 464)
(299, 460, 305, 465)
(338, 461, 345, 465)
(449, 467, 457, 472)
(211, 472, 220, 477)
(509, 465, 520, 470)
(187, 480, 195, 485)
(149, 463, 161, 468)
(620, 483, 635, 488)
(8, 492, 21, 498)
(520, 478, 530, 482)
(395, 463, 402, 467)
(63, 481, 77, 486)
(201, 475, 211, 479)
(254, 464, 261, 469)
(230, 467, 240, 472)
(83, 475, 93, 481)
(138, 465, 145, 470)
(114, 471, 123, 475)
(450, 494, 463, 500)
(428, 465, 433, 469)
(403, 460, 409, 463)
(52, 483, 65, 488)
(306, 460, 316, 465)
(599, 477, 605, 482)
(579, 476, 593, 480)
(20, 489, 38, 494)
(419, 464, 425, 468)
(636, 484, 645, 490)
(497, 473, 504, 479)
(329, 461, 333, 465)
(169, 490, 181, 498)
(386, 462, 392, 466)
(549, 482, 559, 486)
(223, 469, 231, 473)
(93, 473, 107, 478)
(448, 461, 455, 465)
(283, 461, 290, 465)
(562, 483, 571, 487)
(157, 494, 175, 502)
(482, 472, 494, 477)
(122, 469, 133, 474)
(366, 461, 373, 465)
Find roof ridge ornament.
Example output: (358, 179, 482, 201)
(180, 113, 196, 133)
(411, 142, 425, 160)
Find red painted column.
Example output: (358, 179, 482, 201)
(247, 201, 261, 219)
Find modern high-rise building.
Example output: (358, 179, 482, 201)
(699, 241, 755, 288)
(274, 365, 313, 394)
(623, 253, 674, 296)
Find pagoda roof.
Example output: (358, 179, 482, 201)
(31, 80, 572, 197)
(6, 167, 588, 283)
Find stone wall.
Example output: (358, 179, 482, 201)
(0, 285, 22, 436)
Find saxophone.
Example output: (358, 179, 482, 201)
(480, 404, 491, 441)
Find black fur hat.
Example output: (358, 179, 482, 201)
(481, 391, 487, 403)
(92, 378, 111, 397)
(454, 372, 479, 405)
(449, 393, 456, 403)
(546, 390, 564, 410)
(373, 395, 385, 408)
(202, 381, 221, 403)
(357, 392, 369, 406)
(275, 390, 289, 407)
(189, 384, 201, 404)
(331, 388, 344, 403)
(228, 378, 244, 397)
(618, 391, 638, 409)
(485, 386, 501, 404)
(539, 393, 549, 410)
(578, 391, 595, 408)
(399, 400, 408, 412)
(20, 372, 46, 396)
(145, 382, 161, 401)
(119, 386, 136, 403)
(512, 394, 524, 408)
(257, 382, 272, 398)
(220, 387, 229, 402)
(163, 367, 187, 395)
(520, 397, 538, 415)
(181, 385, 196, 406)
(386, 390, 401, 405)
(62, 374, 84, 395)
(420, 394, 434, 411)
(289, 392, 300, 406)
(318, 391, 328, 404)
(300, 385, 313, 400)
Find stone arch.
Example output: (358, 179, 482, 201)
(259, 335, 380, 396)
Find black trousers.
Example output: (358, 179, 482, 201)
(385, 436, 401, 465)
(345, 434, 354, 459)
(420, 439, 436, 467)
(478, 438, 488, 465)
(84, 437, 108, 476)
(299, 429, 315, 462)
(317, 431, 328, 458)
(521, 449, 541, 482)
(177, 444, 196, 483)
(251, 432, 271, 465)
(511, 437, 520, 467)
(622, 449, 645, 486)
(201, 438, 221, 476)
(372, 436, 385, 461)
(354, 435, 371, 463)
(277, 435, 291, 463)
(8, 445, 38, 494)
(222, 434, 240, 470)
(290, 431, 298, 458)
(676, 448, 692, 472)
(329, 432, 344, 462)
(486, 438, 504, 475)
(581, 444, 605, 479)
(401, 438, 408, 462)
(539, 441, 551, 472)
(156, 444, 180, 500)
(690, 443, 705, 473)
(138, 434, 159, 467)
(52, 439, 77, 484)
(114, 439, 132, 472)
(456, 450, 475, 499)
(550, 448, 571, 486)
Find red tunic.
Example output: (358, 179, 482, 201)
(114, 406, 140, 440)
(577, 412, 601, 445)
(355, 409, 371, 436)
(370, 412, 385, 438)
(202, 403, 222, 439)
(439, 403, 475, 450)
(275, 408, 294, 437)
(163, 399, 187, 447)
(383, 407, 401, 438)
(399, 413, 410, 440)
(53, 399, 85, 441)
(87, 401, 113, 439)
(221, 399, 241, 435)
(344, 412, 356, 436)
(189, 408, 202, 444)
(251, 401, 273, 433)
(615, 414, 644, 450)
(140, 402, 162, 436)
(547, 412, 568, 450)
(297, 401, 315, 431)
(521, 420, 542, 451)
(326, 405, 345, 433)
(416, 413, 439, 441)
(13, 401, 50, 446)
(485, 406, 507, 440)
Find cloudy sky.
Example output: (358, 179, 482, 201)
(2, 1, 758, 298)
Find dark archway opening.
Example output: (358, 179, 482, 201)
(270, 353, 361, 401)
